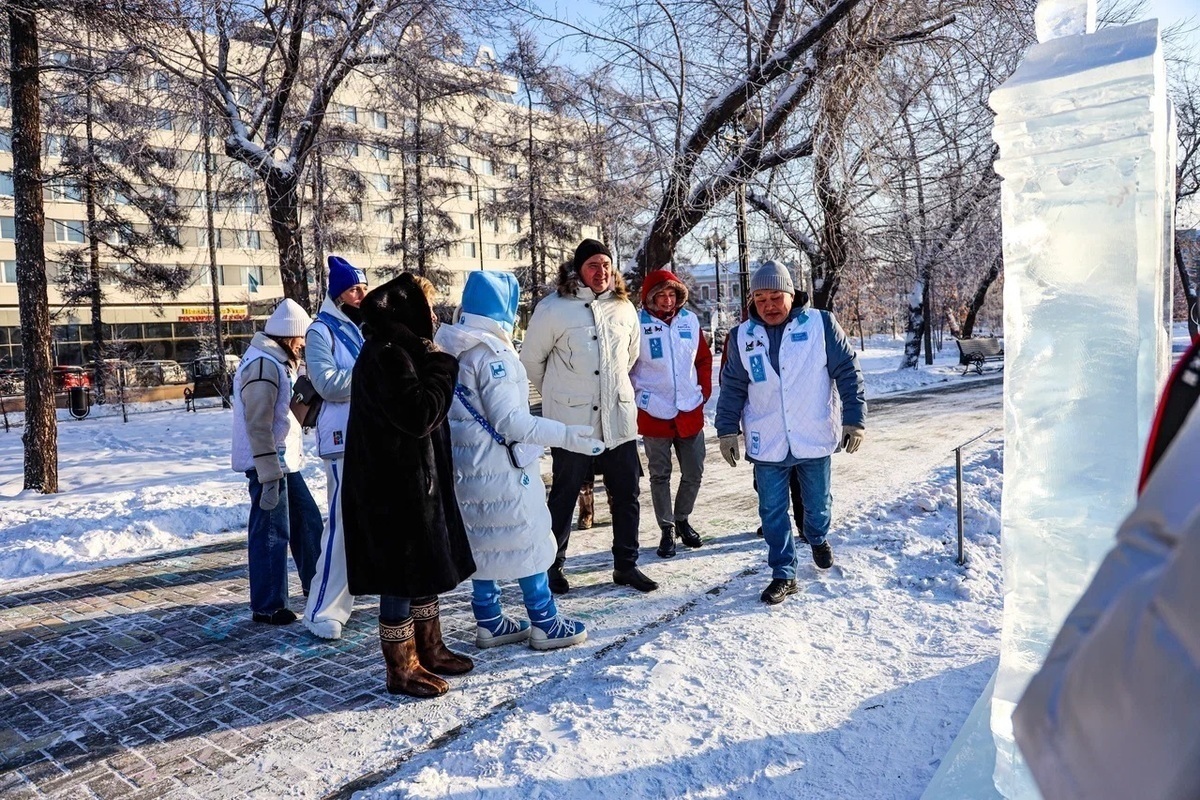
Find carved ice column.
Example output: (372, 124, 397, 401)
(987, 0, 1175, 795)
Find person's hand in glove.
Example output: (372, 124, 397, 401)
(253, 453, 284, 510)
(563, 425, 605, 456)
(840, 425, 865, 454)
(719, 434, 740, 467)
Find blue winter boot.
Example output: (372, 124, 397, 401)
(471, 580, 531, 648)
(519, 572, 588, 651)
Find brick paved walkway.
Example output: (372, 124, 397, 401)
(0, 503, 763, 800)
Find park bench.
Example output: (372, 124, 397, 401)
(955, 337, 1004, 376)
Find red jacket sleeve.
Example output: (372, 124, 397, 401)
(696, 331, 713, 400)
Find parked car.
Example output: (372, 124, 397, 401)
(190, 354, 240, 399)
(0, 368, 24, 397)
(133, 360, 189, 386)
(51, 366, 93, 392)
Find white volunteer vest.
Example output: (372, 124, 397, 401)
(311, 315, 361, 459)
(230, 345, 303, 474)
(630, 308, 704, 420)
(736, 311, 839, 462)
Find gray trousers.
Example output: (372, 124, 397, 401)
(643, 432, 706, 529)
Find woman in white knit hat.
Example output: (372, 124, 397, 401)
(230, 298, 323, 625)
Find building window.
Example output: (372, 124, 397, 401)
(54, 220, 86, 243)
(332, 104, 358, 124)
(479, 159, 494, 176)
(375, 207, 394, 224)
(48, 181, 82, 201)
(45, 135, 68, 157)
(0, 260, 15, 283)
(701, 285, 710, 301)
(348, 203, 363, 222)
(369, 173, 390, 194)
(505, 162, 518, 179)
(0, 131, 10, 152)
(463, 241, 476, 258)
(148, 71, 170, 91)
(0, 217, 14, 240)
(154, 109, 174, 131)
(104, 262, 132, 285)
(0, 172, 11, 198)
(371, 110, 388, 129)
(371, 144, 390, 161)
(0, 84, 8, 108)
(107, 224, 133, 246)
(487, 243, 501, 259)
(341, 140, 360, 158)
(462, 213, 476, 231)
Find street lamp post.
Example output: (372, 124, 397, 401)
(704, 230, 728, 330)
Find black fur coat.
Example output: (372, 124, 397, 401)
(342, 273, 476, 598)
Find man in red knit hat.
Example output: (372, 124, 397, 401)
(630, 268, 713, 558)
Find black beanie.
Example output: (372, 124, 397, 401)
(572, 238, 612, 272)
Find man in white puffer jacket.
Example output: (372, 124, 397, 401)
(521, 239, 658, 595)
(437, 271, 603, 650)
(302, 255, 367, 641)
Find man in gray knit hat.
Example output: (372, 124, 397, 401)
(714, 260, 866, 604)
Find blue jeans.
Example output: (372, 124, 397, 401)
(753, 457, 831, 580)
(471, 573, 557, 626)
(246, 469, 322, 615)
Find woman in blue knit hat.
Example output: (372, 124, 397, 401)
(435, 270, 601, 650)
(302, 255, 367, 640)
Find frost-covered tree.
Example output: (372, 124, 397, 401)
(41, 31, 190, 389)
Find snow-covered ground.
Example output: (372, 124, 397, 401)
(0, 333, 981, 585)
(0, 331, 1008, 798)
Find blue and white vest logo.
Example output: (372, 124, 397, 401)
(749, 354, 767, 383)
(790, 331, 808, 342)
(749, 431, 761, 456)
(679, 327, 693, 339)
(649, 339, 664, 359)
(490, 362, 507, 379)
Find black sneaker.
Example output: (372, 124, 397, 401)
(755, 526, 764, 537)
(810, 542, 833, 570)
(613, 567, 658, 593)
(548, 565, 570, 595)
(676, 520, 703, 548)
(656, 526, 676, 558)
(252, 609, 297, 625)
(760, 578, 798, 605)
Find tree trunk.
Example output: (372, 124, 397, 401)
(10, 3, 58, 493)
(263, 176, 309, 310)
(202, 117, 229, 407)
(414, 82, 427, 277)
(961, 251, 1002, 339)
(311, 149, 327, 306)
(921, 277, 934, 365)
(1175, 236, 1198, 341)
(84, 68, 105, 395)
(900, 279, 925, 369)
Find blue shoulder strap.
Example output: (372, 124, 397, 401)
(315, 311, 363, 360)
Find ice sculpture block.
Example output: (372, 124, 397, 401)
(925, 11, 1174, 800)
(985, 15, 1175, 798)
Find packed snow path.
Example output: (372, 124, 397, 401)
(0, 378, 1003, 800)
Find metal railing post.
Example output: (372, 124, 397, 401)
(951, 427, 996, 566)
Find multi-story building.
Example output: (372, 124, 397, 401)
(0, 38, 596, 369)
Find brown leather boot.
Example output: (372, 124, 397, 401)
(412, 599, 474, 676)
(379, 619, 448, 698)
(577, 480, 594, 530)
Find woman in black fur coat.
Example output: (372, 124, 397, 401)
(342, 273, 477, 698)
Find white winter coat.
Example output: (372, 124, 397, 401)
(520, 280, 639, 448)
(436, 315, 583, 581)
(305, 294, 363, 459)
(1013, 384, 1200, 799)
(230, 333, 303, 477)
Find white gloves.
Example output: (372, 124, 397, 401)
(840, 425, 865, 454)
(563, 425, 605, 456)
(719, 434, 740, 467)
